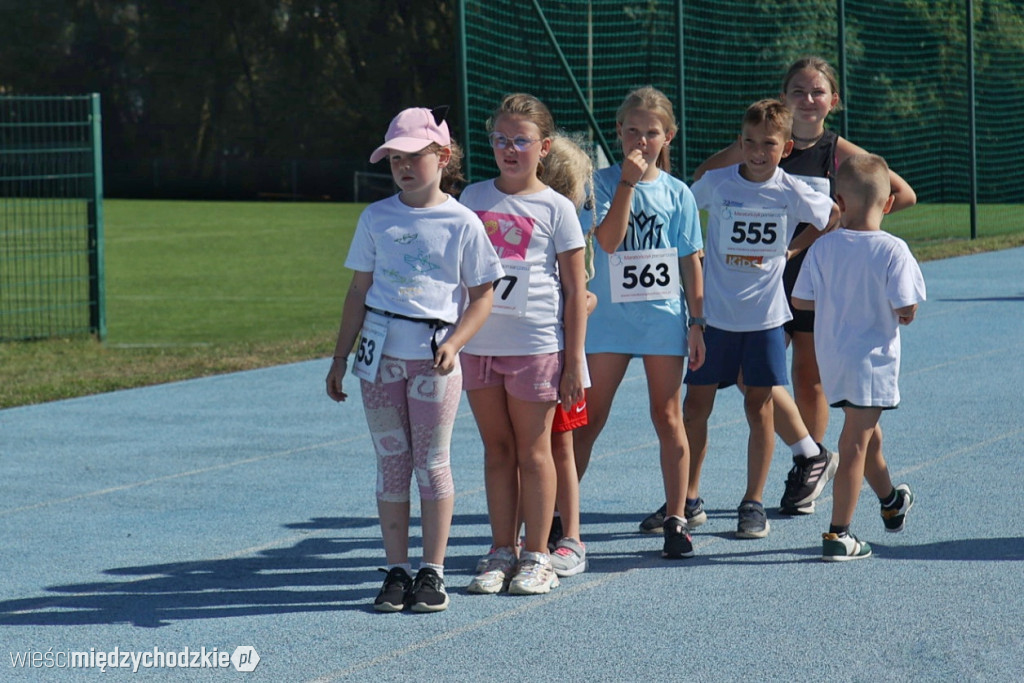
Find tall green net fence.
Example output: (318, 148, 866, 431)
(460, 0, 1024, 243)
(0, 94, 105, 341)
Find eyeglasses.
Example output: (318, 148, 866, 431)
(488, 132, 540, 151)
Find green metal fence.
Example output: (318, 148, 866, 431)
(459, 0, 1024, 243)
(0, 94, 105, 341)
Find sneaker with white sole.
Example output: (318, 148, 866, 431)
(373, 566, 412, 612)
(467, 546, 517, 595)
(685, 497, 708, 528)
(780, 445, 838, 515)
(508, 551, 559, 595)
(736, 500, 770, 539)
(662, 516, 694, 559)
(822, 532, 872, 561)
(549, 537, 586, 577)
(639, 503, 667, 534)
(881, 484, 915, 533)
(407, 567, 449, 613)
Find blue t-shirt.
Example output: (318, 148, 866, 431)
(585, 165, 703, 355)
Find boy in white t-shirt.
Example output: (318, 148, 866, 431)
(792, 153, 926, 561)
(685, 99, 838, 539)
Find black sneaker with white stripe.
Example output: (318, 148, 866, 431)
(779, 445, 838, 515)
(407, 567, 449, 613)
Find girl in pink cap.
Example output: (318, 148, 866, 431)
(326, 107, 503, 612)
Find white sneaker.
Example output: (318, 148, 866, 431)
(549, 537, 587, 577)
(508, 551, 559, 595)
(467, 546, 517, 594)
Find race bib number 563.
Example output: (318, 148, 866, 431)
(608, 247, 678, 303)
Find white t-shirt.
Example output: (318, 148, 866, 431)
(459, 180, 586, 355)
(793, 228, 926, 407)
(344, 194, 504, 359)
(690, 164, 833, 331)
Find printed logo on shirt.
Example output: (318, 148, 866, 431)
(477, 210, 535, 260)
(625, 210, 665, 251)
(725, 253, 765, 270)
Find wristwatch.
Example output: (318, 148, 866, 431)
(687, 316, 706, 331)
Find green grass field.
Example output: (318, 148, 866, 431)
(1, 198, 1022, 409)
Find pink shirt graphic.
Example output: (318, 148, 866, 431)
(477, 210, 535, 260)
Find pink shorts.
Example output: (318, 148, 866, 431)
(460, 352, 562, 402)
(552, 393, 588, 432)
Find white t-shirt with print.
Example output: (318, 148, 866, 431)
(459, 180, 585, 356)
(345, 194, 504, 359)
(690, 164, 833, 332)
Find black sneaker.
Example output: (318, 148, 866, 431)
(881, 484, 915, 533)
(662, 516, 694, 559)
(407, 567, 449, 613)
(373, 566, 412, 612)
(779, 445, 838, 515)
(547, 515, 564, 552)
(639, 503, 667, 534)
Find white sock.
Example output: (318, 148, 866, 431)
(388, 562, 413, 575)
(420, 562, 444, 579)
(790, 435, 819, 459)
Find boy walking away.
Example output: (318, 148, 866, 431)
(684, 99, 838, 539)
(792, 153, 925, 561)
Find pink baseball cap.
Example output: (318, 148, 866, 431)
(369, 107, 451, 163)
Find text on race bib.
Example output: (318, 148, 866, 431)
(491, 259, 531, 317)
(608, 247, 679, 303)
(352, 318, 388, 382)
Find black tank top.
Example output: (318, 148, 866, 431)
(781, 129, 838, 198)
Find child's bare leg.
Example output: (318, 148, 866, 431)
(770, 385, 812, 445)
(572, 353, 629, 479)
(551, 429, 581, 541)
(378, 500, 411, 565)
(832, 406, 884, 527)
(682, 383, 717, 499)
(862, 422, 895, 499)
(466, 386, 520, 549)
(643, 355, 687, 519)
(419, 497, 453, 567)
(509, 396, 557, 555)
(791, 331, 829, 443)
(742, 386, 774, 502)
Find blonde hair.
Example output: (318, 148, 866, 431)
(542, 133, 596, 282)
(615, 86, 678, 172)
(836, 153, 891, 206)
(487, 93, 556, 179)
(743, 99, 794, 139)
(541, 135, 594, 211)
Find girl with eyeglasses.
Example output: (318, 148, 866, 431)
(459, 93, 587, 595)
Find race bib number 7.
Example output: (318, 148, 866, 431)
(608, 247, 678, 303)
(352, 318, 387, 382)
(491, 259, 531, 317)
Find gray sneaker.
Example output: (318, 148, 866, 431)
(549, 537, 587, 577)
(736, 500, 770, 539)
(685, 497, 708, 528)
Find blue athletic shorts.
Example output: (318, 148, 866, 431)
(684, 325, 788, 388)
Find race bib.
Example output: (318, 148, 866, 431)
(719, 207, 788, 272)
(352, 318, 388, 382)
(608, 247, 678, 303)
(491, 259, 531, 316)
(791, 174, 831, 198)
